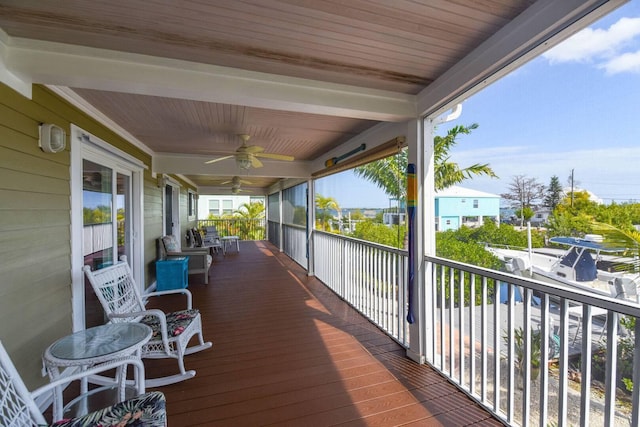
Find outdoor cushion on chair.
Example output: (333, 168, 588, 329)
(51, 391, 166, 427)
(162, 235, 179, 252)
(142, 309, 200, 338)
(160, 235, 212, 284)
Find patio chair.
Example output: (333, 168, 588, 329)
(0, 340, 167, 426)
(568, 304, 608, 345)
(204, 225, 221, 239)
(188, 227, 223, 255)
(158, 235, 212, 284)
(83, 256, 212, 387)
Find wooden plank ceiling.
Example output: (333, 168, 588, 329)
(0, 0, 536, 192)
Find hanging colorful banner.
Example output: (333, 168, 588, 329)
(406, 163, 416, 324)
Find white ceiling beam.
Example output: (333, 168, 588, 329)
(0, 29, 31, 98)
(198, 186, 269, 196)
(417, 0, 628, 118)
(2, 37, 417, 122)
(153, 153, 311, 179)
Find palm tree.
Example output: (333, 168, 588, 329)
(590, 221, 640, 261)
(433, 124, 496, 190)
(353, 124, 497, 201)
(315, 194, 341, 231)
(352, 154, 407, 201)
(234, 202, 265, 240)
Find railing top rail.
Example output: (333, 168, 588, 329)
(198, 218, 264, 222)
(315, 229, 407, 256)
(427, 254, 640, 317)
(282, 223, 307, 231)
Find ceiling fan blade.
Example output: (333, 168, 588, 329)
(205, 155, 233, 164)
(255, 153, 294, 161)
(250, 155, 263, 168)
(220, 180, 232, 185)
(239, 179, 253, 185)
(245, 145, 264, 154)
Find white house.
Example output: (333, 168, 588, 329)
(198, 195, 265, 219)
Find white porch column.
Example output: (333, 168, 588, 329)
(406, 118, 426, 364)
(307, 179, 315, 276)
(420, 117, 437, 363)
(419, 107, 461, 361)
(278, 188, 284, 252)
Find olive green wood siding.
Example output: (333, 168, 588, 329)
(0, 83, 164, 389)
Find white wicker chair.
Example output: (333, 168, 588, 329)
(0, 340, 166, 426)
(83, 256, 212, 387)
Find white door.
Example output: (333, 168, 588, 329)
(71, 125, 144, 330)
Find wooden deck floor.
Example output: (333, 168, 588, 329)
(146, 241, 502, 426)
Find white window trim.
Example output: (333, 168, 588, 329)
(70, 124, 146, 331)
(187, 189, 197, 220)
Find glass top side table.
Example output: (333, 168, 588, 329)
(221, 235, 240, 254)
(43, 323, 152, 420)
(45, 323, 152, 365)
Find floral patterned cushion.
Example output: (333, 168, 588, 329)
(141, 309, 199, 339)
(162, 235, 178, 252)
(51, 391, 166, 427)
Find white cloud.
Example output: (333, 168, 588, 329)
(600, 50, 640, 73)
(543, 17, 640, 67)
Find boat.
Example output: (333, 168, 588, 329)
(486, 234, 640, 301)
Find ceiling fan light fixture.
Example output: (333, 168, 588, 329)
(236, 155, 252, 170)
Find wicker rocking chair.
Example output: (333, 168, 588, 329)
(0, 340, 166, 426)
(83, 256, 212, 387)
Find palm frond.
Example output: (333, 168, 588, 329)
(590, 221, 640, 272)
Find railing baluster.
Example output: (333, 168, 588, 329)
(539, 294, 549, 427)
(449, 267, 455, 376)
(558, 298, 569, 427)
(384, 251, 390, 335)
(494, 279, 500, 414)
(459, 269, 465, 386)
(375, 247, 380, 326)
(580, 304, 594, 427)
(507, 283, 515, 423)
(367, 245, 372, 319)
(604, 310, 619, 426)
(440, 264, 446, 371)
(522, 288, 532, 427)
(481, 275, 487, 404)
(632, 319, 640, 427)
(470, 273, 476, 396)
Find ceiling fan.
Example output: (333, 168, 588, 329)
(221, 176, 253, 194)
(205, 134, 294, 169)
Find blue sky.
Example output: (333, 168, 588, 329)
(318, 0, 640, 209)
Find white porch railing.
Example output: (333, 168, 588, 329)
(283, 224, 307, 268)
(314, 231, 409, 347)
(286, 228, 640, 425)
(83, 223, 113, 256)
(426, 255, 640, 427)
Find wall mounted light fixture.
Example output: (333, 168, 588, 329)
(157, 174, 167, 188)
(39, 123, 66, 153)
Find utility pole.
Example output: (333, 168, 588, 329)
(570, 169, 575, 208)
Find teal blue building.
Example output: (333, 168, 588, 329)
(435, 186, 500, 231)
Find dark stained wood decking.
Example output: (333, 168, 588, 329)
(146, 241, 502, 426)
